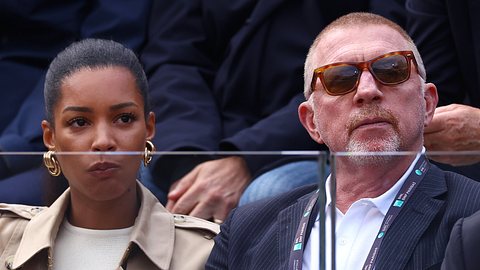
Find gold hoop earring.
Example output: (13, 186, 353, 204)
(43, 150, 61, 176)
(144, 140, 155, 167)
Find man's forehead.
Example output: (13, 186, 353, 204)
(313, 25, 410, 66)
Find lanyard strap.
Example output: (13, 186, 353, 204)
(289, 189, 319, 270)
(362, 156, 429, 270)
(288, 155, 430, 270)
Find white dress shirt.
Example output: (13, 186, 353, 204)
(302, 152, 422, 270)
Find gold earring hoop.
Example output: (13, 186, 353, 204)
(144, 140, 156, 167)
(43, 150, 61, 176)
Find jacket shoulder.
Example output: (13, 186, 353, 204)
(169, 215, 219, 269)
(0, 204, 45, 264)
(172, 214, 220, 236)
(0, 204, 45, 220)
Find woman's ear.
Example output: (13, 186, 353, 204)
(146, 112, 155, 141)
(298, 101, 324, 144)
(42, 120, 56, 150)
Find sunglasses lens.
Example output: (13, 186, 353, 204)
(371, 54, 409, 84)
(323, 65, 359, 95)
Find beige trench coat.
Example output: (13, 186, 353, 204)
(0, 182, 219, 270)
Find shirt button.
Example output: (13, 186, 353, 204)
(339, 237, 348, 246)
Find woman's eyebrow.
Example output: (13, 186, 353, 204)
(62, 106, 92, 113)
(110, 102, 138, 111)
(62, 102, 138, 113)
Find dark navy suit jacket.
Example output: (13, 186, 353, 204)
(141, 0, 406, 185)
(206, 164, 480, 270)
(442, 210, 480, 270)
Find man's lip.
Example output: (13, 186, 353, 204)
(353, 118, 392, 130)
(87, 162, 120, 172)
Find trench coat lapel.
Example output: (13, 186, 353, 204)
(12, 191, 69, 269)
(127, 184, 175, 269)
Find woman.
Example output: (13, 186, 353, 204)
(0, 39, 218, 269)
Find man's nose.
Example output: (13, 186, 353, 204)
(352, 70, 383, 105)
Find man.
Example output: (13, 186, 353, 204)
(141, 0, 406, 221)
(206, 12, 480, 270)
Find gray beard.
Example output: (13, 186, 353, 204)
(345, 133, 401, 166)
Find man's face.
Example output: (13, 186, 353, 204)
(299, 25, 437, 159)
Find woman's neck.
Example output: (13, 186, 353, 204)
(67, 186, 140, 230)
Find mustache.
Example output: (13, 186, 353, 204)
(346, 105, 399, 136)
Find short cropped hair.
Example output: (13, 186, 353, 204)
(44, 38, 149, 125)
(303, 12, 426, 98)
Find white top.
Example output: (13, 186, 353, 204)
(303, 152, 422, 270)
(53, 219, 133, 270)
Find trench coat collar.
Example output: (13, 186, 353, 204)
(12, 181, 174, 269)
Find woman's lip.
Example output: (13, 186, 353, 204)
(87, 162, 120, 179)
(87, 162, 120, 172)
(88, 167, 119, 178)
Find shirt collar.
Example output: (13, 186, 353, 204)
(325, 148, 425, 216)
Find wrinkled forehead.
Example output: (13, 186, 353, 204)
(313, 25, 412, 67)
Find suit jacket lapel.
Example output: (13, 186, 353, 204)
(466, 0, 480, 105)
(277, 190, 317, 269)
(240, 0, 287, 35)
(225, 0, 287, 66)
(375, 165, 447, 270)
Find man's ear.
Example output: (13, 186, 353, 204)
(42, 120, 56, 150)
(423, 83, 439, 127)
(146, 112, 155, 141)
(298, 101, 324, 144)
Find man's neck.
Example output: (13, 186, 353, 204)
(333, 155, 416, 213)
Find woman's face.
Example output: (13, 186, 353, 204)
(42, 66, 155, 202)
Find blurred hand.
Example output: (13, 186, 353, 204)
(424, 104, 480, 166)
(166, 156, 251, 221)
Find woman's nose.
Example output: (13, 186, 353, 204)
(91, 124, 116, 151)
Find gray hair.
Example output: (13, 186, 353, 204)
(44, 38, 149, 125)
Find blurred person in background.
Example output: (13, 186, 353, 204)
(407, 0, 480, 180)
(141, 0, 407, 222)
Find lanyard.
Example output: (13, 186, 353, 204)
(288, 155, 430, 270)
(289, 189, 320, 270)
